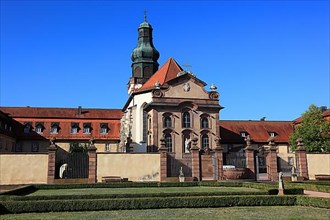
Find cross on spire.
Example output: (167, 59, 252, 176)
(182, 63, 192, 72)
(144, 9, 147, 21)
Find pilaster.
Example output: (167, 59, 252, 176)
(245, 135, 256, 179)
(159, 137, 168, 182)
(87, 137, 97, 183)
(191, 137, 200, 181)
(266, 137, 278, 181)
(214, 137, 223, 180)
(295, 138, 309, 180)
(47, 137, 57, 184)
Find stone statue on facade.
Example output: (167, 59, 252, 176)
(185, 138, 191, 153)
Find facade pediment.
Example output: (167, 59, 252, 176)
(163, 76, 211, 100)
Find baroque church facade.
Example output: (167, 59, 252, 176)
(121, 17, 221, 155)
(0, 17, 316, 184)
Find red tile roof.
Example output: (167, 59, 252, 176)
(293, 108, 330, 124)
(220, 120, 293, 143)
(136, 57, 183, 92)
(0, 107, 123, 141)
(0, 107, 123, 119)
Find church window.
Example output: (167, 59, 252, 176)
(163, 116, 172, 128)
(201, 134, 209, 149)
(165, 133, 172, 152)
(201, 117, 209, 129)
(182, 112, 191, 128)
(83, 123, 91, 134)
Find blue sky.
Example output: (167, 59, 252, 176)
(1, 0, 329, 120)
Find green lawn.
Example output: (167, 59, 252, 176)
(28, 186, 261, 196)
(2, 206, 330, 220)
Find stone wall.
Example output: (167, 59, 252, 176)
(97, 153, 160, 182)
(0, 153, 48, 185)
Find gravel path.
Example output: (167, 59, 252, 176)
(304, 190, 330, 198)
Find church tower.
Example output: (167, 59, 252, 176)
(128, 15, 160, 92)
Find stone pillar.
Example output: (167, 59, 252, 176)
(159, 137, 168, 182)
(191, 137, 201, 181)
(214, 137, 224, 180)
(87, 137, 97, 183)
(47, 137, 57, 184)
(245, 135, 256, 180)
(295, 138, 309, 180)
(266, 137, 278, 181)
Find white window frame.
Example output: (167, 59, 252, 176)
(100, 127, 107, 134)
(71, 127, 78, 134)
(50, 126, 58, 134)
(36, 126, 43, 134)
(83, 127, 90, 134)
(105, 143, 110, 152)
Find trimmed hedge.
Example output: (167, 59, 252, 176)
(0, 195, 298, 214)
(32, 182, 200, 190)
(296, 196, 330, 209)
(286, 182, 330, 193)
(0, 185, 37, 196)
(1, 191, 270, 201)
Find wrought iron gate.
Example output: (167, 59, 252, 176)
(56, 148, 88, 179)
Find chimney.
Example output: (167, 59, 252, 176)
(77, 106, 82, 115)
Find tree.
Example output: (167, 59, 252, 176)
(289, 104, 330, 153)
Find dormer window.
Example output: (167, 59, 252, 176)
(83, 123, 91, 134)
(71, 122, 79, 134)
(269, 132, 276, 137)
(100, 123, 108, 134)
(50, 122, 59, 134)
(35, 122, 44, 134)
(240, 132, 247, 138)
(24, 122, 32, 134)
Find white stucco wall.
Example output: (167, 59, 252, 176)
(97, 153, 160, 181)
(124, 92, 153, 152)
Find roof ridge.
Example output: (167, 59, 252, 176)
(0, 106, 122, 111)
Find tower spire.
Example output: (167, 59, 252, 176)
(128, 15, 160, 92)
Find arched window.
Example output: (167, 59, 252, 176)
(201, 134, 209, 149)
(201, 117, 209, 129)
(165, 133, 172, 152)
(182, 112, 191, 128)
(163, 116, 172, 128)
